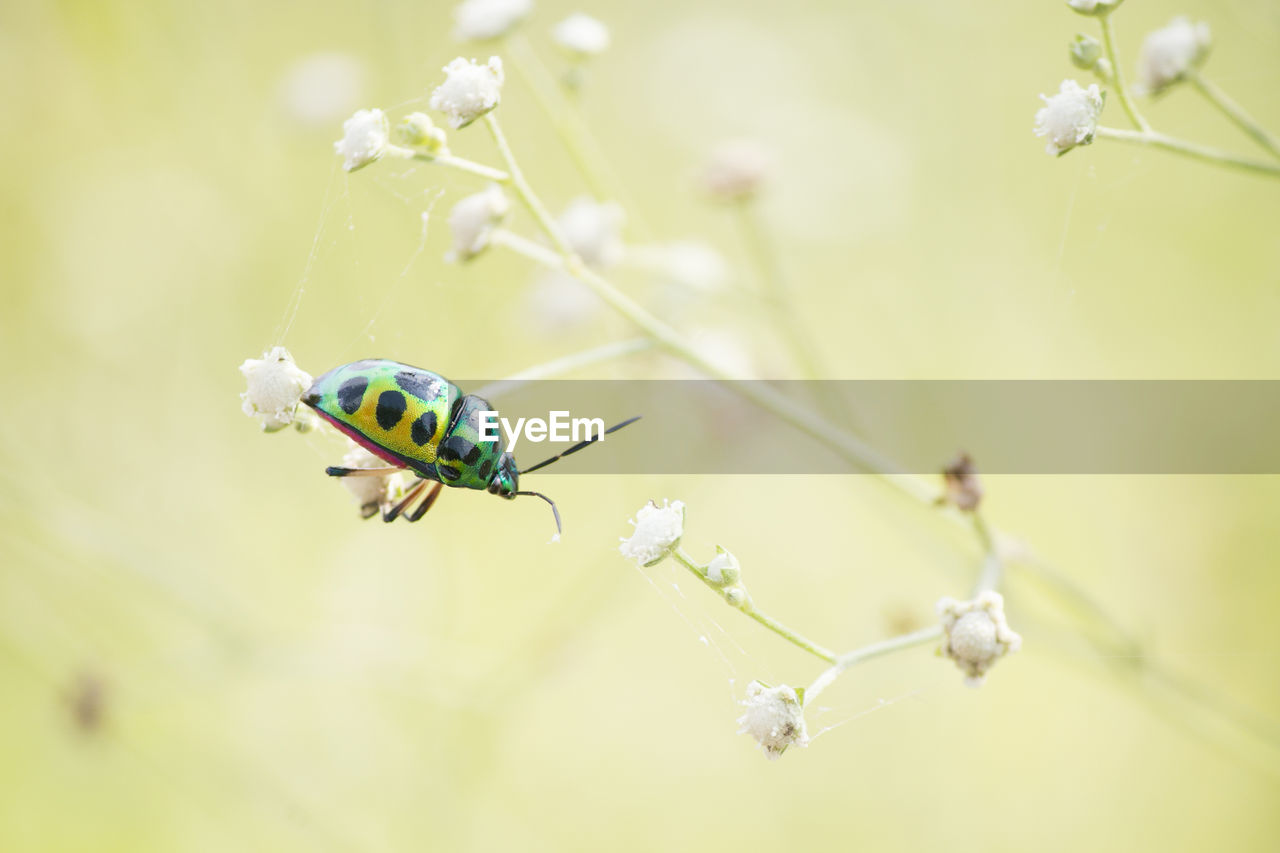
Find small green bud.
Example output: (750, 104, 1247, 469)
(706, 546, 741, 586)
(1069, 34, 1103, 70)
(396, 112, 449, 155)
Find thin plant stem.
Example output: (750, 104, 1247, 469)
(386, 145, 512, 182)
(503, 33, 611, 201)
(488, 227, 564, 268)
(1098, 13, 1150, 132)
(473, 337, 654, 400)
(1186, 70, 1280, 161)
(478, 114, 937, 507)
(483, 114, 577, 256)
(805, 626, 942, 705)
(1096, 126, 1280, 177)
(503, 33, 655, 240)
(971, 512, 1003, 595)
(734, 200, 826, 382)
(671, 547, 837, 663)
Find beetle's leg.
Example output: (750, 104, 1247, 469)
(383, 478, 429, 523)
(327, 466, 403, 478)
(406, 482, 443, 523)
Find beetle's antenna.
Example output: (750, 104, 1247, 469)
(518, 416, 642, 476)
(515, 490, 562, 535)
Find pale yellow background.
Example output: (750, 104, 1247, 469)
(1, 0, 1278, 851)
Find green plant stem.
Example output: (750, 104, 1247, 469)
(1098, 13, 1150, 132)
(1186, 70, 1280, 161)
(503, 33, 612, 201)
(671, 547, 836, 663)
(472, 337, 654, 400)
(733, 200, 827, 383)
(502, 34, 655, 240)
(478, 115, 936, 507)
(971, 512, 1003, 595)
(805, 626, 943, 705)
(1096, 126, 1280, 177)
(387, 145, 512, 182)
(483, 114, 577, 257)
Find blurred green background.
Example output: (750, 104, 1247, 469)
(2, 0, 1279, 850)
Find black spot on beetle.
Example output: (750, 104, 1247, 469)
(438, 464, 461, 481)
(449, 394, 465, 428)
(337, 377, 368, 415)
(411, 411, 438, 446)
(478, 460, 493, 481)
(395, 370, 440, 403)
(375, 390, 407, 430)
(437, 434, 476, 466)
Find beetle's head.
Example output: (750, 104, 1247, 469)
(487, 452, 519, 499)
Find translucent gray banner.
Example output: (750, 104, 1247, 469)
(453, 380, 1280, 474)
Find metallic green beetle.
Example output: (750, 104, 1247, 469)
(302, 359, 639, 531)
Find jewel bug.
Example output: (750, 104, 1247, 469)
(302, 359, 640, 533)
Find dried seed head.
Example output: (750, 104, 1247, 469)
(940, 452, 983, 512)
(737, 681, 809, 760)
(937, 591, 1022, 686)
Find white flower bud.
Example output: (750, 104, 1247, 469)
(429, 56, 505, 129)
(337, 443, 409, 518)
(239, 346, 313, 432)
(1065, 0, 1124, 16)
(1137, 17, 1211, 95)
(557, 197, 625, 268)
(1034, 79, 1104, 156)
(699, 139, 771, 202)
(618, 499, 685, 566)
(333, 108, 390, 172)
(447, 184, 510, 262)
(452, 0, 531, 42)
(396, 112, 449, 155)
(737, 681, 809, 760)
(937, 591, 1022, 686)
(552, 13, 611, 58)
(706, 547, 740, 585)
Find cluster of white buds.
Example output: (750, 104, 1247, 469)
(1137, 17, 1211, 96)
(396, 112, 449, 156)
(699, 139, 771, 202)
(452, 0, 531, 42)
(618, 499, 685, 566)
(1034, 79, 1105, 156)
(336, 443, 410, 518)
(239, 347, 313, 432)
(557, 197, 625, 268)
(429, 56, 505, 129)
(552, 13, 611, 58)
(737, 681, 809, 760)
(334, 108, 390, 172)
(447, 183, 510, 262)
(936, 591, 1022, 686)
